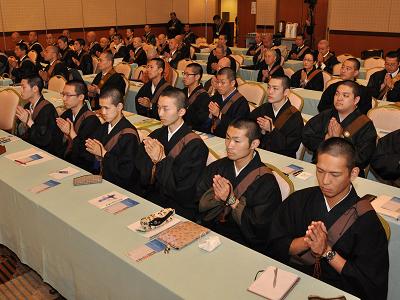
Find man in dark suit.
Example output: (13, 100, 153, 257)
(143, 25, 156, 46)
(183, 24, 197, 44)
(166, 38, 183, 69)
(58, 35, 77, 68)
(288, 33, 311, 61)
(367, 51, 400, 102)
(213, 15, 232, 46)
(167, 12, 183, 38)
(72, 38, 93, 75)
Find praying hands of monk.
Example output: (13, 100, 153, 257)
(143, 137, 166, 162)
(85, 138, 106, 157)
(325, 117, 343, 139)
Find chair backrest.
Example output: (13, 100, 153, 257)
(265, 163, 294, 201)
(237, 82, 266, 107)
(365, 67, 384, 83)
(114, 62, 132, 80)
(122, 76, 130, 99)
(92, 56, 99, 73)
(283, 67, 294, 78)
(361, 49, 384, 60)
(27, 50, 37, 63)
(176, 59, 192, 71)
(371, 98, 378, 109)
(230, 54, 244, 66)
(48, 75, 66, 93)
(336, 53, 354, 63)
(236, 76, 246, 86)
(287, 90, 304, 112)
(0, 89, 20, 132)
(171, 68, 179, 87)
(332, 63, 342, 76)
(325, 77, 342, 90)
(322, 71, 332, 90)
(133, 65, 146, 81)
(367, 105, 400, 133)
(364, 57, 385, 69)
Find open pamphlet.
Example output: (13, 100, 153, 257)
(371, 195, 400, 220)
(247, 266, 300, 300)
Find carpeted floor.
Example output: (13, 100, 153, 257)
(0, 245, 65, 300)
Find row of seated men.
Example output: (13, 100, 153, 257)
(14, 71, 389, 300)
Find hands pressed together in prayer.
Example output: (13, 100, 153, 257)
(208, 101, 220, 118)
(85, 138, 107, 157)
(15, 106, 34, 127)
(143, 137, 166, 163)
(138, 97, 151, 108)
(257, 116, 274, 134)
(325, 117, 343, 140)
(304, 221, 328, 256)
(56, 118, 77, 139)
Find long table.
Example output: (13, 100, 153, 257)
(0, 130, 360, 300)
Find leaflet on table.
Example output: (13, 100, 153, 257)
(30, 180, 61, 194)
(133, 118, 162, 129)
(281, 164, 303, 175)
(194, 131, 214, 141)
(88, 191, 139, 214)
(128, 217, 181, 239)
(0, 135, 19, 145)
(127, 239, 167, 262)
(247, 266, 300, 300)
(49, 167, 80, 180)
(5, 147, 54, 166)
(371, 195, 400, 220)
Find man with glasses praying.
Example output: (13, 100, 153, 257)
(208, 67, 249, 137)
(367, 50, 400, 102)
(135, 58, 171, 119)
(57, 80, 100, 170)
(181, 63, 210, 131)
(290, 52, 324, 91)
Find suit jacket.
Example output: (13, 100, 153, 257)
(76, 51, 93, 75)
(130, 47, 147, 66)
(144, 32, 156, 46)
(88, 41, 102, 57)
(60, 48, 78, 69)
(114, 45, 130, 62)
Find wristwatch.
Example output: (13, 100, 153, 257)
(323, 250, 336, 262)
(226, 194, 237, 206)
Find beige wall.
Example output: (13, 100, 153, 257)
(221, 0, 237, 22)
(256, 0, 276, 26)
(0, 0, 217, 32)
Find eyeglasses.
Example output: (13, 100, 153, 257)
(61, 93, 78, 97)
(182, 72, 197, 77)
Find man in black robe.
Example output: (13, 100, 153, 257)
(246, 33, 262, 56)
(156, 34, 169, 56)
(165, 38, 183, 69)
(15, 75, 63, 156)
(135, 58, 171, 119)
(303, 80, 377, 176)
(268, 137, 388, 300)
(86, 89, 140, 193)
(198, 118, 281, 253)
(56, 80, 100, 170)
(288, 34, 311, 61)
(58, 35, 77, 69)
(88, 51, 126, 109)
(86, 31, 102, 57)
(370, 129, 400, 187)
(28, 31, 43, 62)
(212, 15, 232, 46)
(72, 39, 93, 75)
(9, 43, 37, 83)
(128, 37, 147, 66)
(207, 45, 227, 75)
(183, 24, 197, 45)
(367, 51, 400, 102)
(315, 39, 339, 75)
(166, 12, 183, 39)
(290, 52, 324, 91)
(39, 46, 69, 83)
(135, 88, 208, 220)
(181, 63, 210, 132)
(112, 34, 129, 62)
(143, 25, 156, 46)
(208, 67, 249, 137)
(318, 58, 372, 114)
(250, 75, 303, 158)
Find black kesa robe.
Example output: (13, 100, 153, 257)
(249, 100, 303, 158)
(60, 105, 100, 172)
(267, 186, 389, 300)
(197, 152, 282, 254)
(135, 123, 208, 220)
(182, 85, 210, 132)
(21, 96, 63, 157)
(91, 117, 140, 193)
(302, 108, 377, 171)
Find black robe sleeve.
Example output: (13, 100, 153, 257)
(318, 83, 336, 112)
(25, 103, 63, 157)
(213, 96, 250, 138)
(184, 92, 211, 132)
(52, 62, 69, 79)
(135, 83, 152, 117)
(11, 59, 37, 83)
(69, 115, 101, 171)
(207, 52, 218, 75)
(79, 54, 94, 75)
(370, 129, 400, 180)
